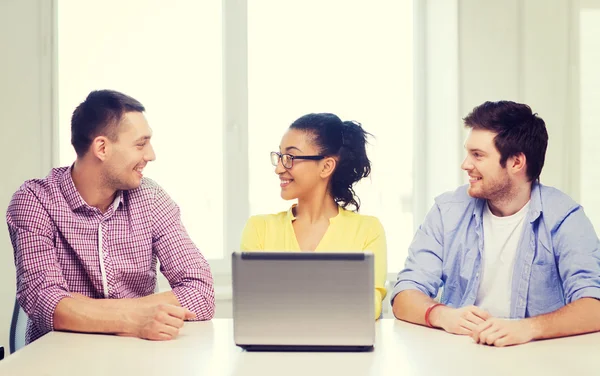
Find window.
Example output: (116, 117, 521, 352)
(57, 1, 224, 264)
(247, 0, 414, 274)
(58, 0, 415, 279)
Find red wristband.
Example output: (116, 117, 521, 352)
(425, 303, 444, 328)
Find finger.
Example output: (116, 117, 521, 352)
(158, 323, 180, 339)
(158, 311, 185, 329)
(184, 309, 196, 320)
(470, 307, 492, 320)
(465, 311, 486, 326)
(493, 334, 510, 347)
(460, 319, 478, 332)
(160, 304, 188, 320)
(144, 323, 178, 341)
(470, 326, 480, 342)
(473, 320, 493, 337)
(153, 332, 175, 341)
(469, 321, 490, 343)
(485, 329, 506, 345)
(479, 326, 499, 345)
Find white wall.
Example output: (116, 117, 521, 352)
(0, 0, 53, 355)
(459, 0, 573, 193)
(579, 3, 600, 229)
(416, 0, 578, 218)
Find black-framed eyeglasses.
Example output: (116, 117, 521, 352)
(270, 151, 325, 169)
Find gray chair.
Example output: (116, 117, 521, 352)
(9, 299, 28, 353)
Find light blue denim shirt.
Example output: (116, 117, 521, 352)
(392, 182, 600, 318)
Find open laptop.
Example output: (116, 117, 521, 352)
(232, 251, 375, 351)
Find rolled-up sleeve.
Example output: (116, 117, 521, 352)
(152, 186, 215, 320)
(553, 206, 600, 303)
(391, 203, 445, 304)
(7, 188, 73, 338)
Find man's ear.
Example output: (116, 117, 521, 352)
(90, 136, 109, 161)
(320, 157, 337, 179)
(509, 152, 527, 175)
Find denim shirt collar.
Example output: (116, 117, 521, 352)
(472, 181, 543, 227)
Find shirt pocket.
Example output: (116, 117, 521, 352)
(526, 263, 565, 317)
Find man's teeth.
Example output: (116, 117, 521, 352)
(281, 180, 291, 184)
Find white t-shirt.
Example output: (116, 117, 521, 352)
(474, 200, 530, 318)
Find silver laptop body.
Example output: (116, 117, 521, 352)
(232, 251, 375, 351)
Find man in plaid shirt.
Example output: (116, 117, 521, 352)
(7, 90, 215, 344)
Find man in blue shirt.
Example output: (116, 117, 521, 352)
(392, 101, 600, 347)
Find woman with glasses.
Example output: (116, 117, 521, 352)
(240, 113, 387, 319)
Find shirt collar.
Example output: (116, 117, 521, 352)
(60, 165, 124, 212)
(473, 181, 543, 225)
(527, 181, 543, 223)
(286, 205, 296, 221)
(286, 203, 343, 222)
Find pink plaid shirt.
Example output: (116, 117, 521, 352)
(6, 166, 215, 344)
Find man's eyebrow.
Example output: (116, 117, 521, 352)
(135, 135, 152, 143)
(464, 146, 487, 154)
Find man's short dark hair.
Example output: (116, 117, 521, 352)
(71, 90, 145, 157)
(464, 100, 548, 182)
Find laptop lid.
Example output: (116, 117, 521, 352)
(232, 251, 375, 349)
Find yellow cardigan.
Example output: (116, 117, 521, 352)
(240, 205, 387, 319)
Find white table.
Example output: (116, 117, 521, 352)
(0, 319, 598, 376)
